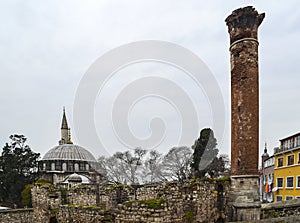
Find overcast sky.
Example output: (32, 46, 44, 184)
(0, 1, 299, 162)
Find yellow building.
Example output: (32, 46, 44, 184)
(273, 132, 300, 202)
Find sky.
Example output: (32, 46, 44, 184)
(0, 1, 299, 162)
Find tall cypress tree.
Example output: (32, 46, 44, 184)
(191, 128, 218, 178)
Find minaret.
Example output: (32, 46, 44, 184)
(225, 6, 265, 221)
(59, 107, 72, 145)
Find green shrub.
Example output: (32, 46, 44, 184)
(185, 211, 194, 219)
(123, 198, 165, 209)
(21, 184, 32, 207)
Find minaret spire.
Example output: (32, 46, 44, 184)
(264, 141, 267, 153)
(59, 107, 72, 145)
(61, 107, 68, 129)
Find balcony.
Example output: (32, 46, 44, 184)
(274, 145, 300, 155)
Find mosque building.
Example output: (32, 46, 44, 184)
(38, 108, 104, 186)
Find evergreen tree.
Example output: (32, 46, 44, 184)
(191, 128, 218, 178)
(0, 134, 40, 207)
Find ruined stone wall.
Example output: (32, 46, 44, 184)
(27, 179, 230, 223)
(57, 206, 111, 223)
(98, 184, 135, 210)
(68, 185, 97, 206)
(115, 180, 230, 223)
(0, 209, 33, 223)
(6, 179, 300, 222)
(31, 184, 61, 222)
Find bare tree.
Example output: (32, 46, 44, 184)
(98, 148, 147, 184)
(143, 150, 163, 183)
(98, 155, 128, 184)
(160, 146, 192, 183)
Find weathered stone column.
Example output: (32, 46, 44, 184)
(225, 6, 265, 221)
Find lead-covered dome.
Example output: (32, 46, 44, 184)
(42, 144, 96, 162)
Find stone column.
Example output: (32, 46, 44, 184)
(225, 6, 265, 221)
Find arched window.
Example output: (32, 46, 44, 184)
(51, 163, 55, 171)
(62, 163, 67, 171)
(74, 163, 79, 172)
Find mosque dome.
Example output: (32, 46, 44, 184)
(42, 144, 96, 162)
(38, 108, 103, 185)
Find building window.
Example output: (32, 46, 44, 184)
(276, 196, 283, 202)
(297, 176, 300, 188)
(286, 177, 294, 188)
(277, 178, 283, 188)
(278, 157, 283, 167)
(298, 136, 300, 146)
(286, 196, 293, 201)
(288, 155, 294, 165)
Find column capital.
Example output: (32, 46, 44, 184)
(225, 6, 265, 44)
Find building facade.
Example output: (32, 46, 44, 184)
(259, 144, 274, 203)
(262, 155, 274, 202)
(273, 132, 300, 202)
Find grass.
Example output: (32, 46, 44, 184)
(123, 198, 165, 209)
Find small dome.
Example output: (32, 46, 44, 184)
(42, 144, 96, 162)
(67, 173, 82, 183)
(262, 147, 269, 157)
(63, 174, 92, 184)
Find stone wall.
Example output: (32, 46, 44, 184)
(27, 179, 231, 223)
(57, 206, 111, 223)
(31, 183, 61, 222)
(99, 184, 135, 210)
(0, 209, 33, 223)
(115, 180, 230, 223)
(261, 199, 300, 219)
(5, 180, 300, 222)
(68, 185, 97, 206)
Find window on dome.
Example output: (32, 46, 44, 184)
(62, 163, 67, 171)
(55, 161, 61, 171)
(51, 163, 55, 171)
(68, 162, 74, 172)
(80, 163, 85, 171)
(74, 163, 79, 172)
